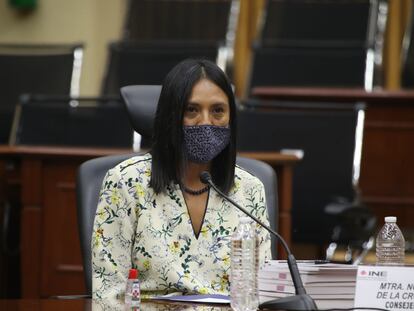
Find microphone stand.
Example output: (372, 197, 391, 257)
(201, 172, 317, 311)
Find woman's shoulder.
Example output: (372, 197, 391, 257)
(109, 152, 152, 176)
(234, 164, 264, 189)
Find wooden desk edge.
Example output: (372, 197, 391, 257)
(238, 151, 300, 164)
(0, 145, 133, 158)
(0, 145, 301, 164)
(252, 86, 414, 104)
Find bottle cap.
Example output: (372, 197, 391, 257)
(128, 268, 138, 279)
(385, 216, 397, 223)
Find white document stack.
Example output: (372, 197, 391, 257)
(258, 260, 358, 309)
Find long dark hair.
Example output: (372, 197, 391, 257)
(150, 59, 237, 194)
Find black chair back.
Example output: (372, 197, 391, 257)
(248, 0, 387, 91)
(121, 85, 161, 148)
(10, 95, 133, 148)
(102, 42, 219, 95)
(77, 153, 137, 294)
(237, 101, 364, 243)
(0, 44, 82, 143)
(124, 0, 232, 42)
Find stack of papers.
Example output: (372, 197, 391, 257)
(258, 260, 358, 309)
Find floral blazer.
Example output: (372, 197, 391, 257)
(92, 153, 271, 301)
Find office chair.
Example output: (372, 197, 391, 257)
(238, 100, 377, 264)
(247, 0, 388, 92)
(0, 43, 83, 144)
(76, 85, 279, 294)
(121, 85, 161, 148)
(77, 153, 137, 295)
(101, 41, 220, 95)
(124, 0, 232, 42)
(10, 95, 133, 148)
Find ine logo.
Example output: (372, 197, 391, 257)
(359, 269, 387, 280)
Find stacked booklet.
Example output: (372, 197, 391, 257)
(258, 260, 358, 309)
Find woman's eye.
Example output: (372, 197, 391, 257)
(185, 106, 197, 114)
(213, 107, 224, 114)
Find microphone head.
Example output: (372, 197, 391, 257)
(199, 171, 211, 184)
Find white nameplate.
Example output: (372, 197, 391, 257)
(354, 265, 414, 311)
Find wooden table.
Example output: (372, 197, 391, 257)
(252, 86, 414, 231)
(0, 145, 299, 298)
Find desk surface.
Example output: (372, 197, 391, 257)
(252, 86, 414, 104)
(0, 145, 299, 163)
(0, 299, 232, 311)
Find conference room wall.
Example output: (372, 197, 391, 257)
(0, 0, 126, 96)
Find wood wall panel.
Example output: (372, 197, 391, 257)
(21, 206, 42, 298)
(40, 161, 85, 297)
(360, 103, 414, 229)
(0, 159, 21, 298)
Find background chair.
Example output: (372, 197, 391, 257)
(0, 43, 83, 144)
(237, 99, 376, 263)
(101, 0, 239, 95)
(247, 0, 388, 93)
(9, 95, 133, 148)
(101, 41, 220, 95)
(77, 153, 137, 295)
(121, 85, 161, 148)
(123, 0, 233, 42)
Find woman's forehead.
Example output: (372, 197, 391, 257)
(188, 79, 229, 102)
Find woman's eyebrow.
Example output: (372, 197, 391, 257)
(186, 101, 199, 105)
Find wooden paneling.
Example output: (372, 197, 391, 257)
(0, 158, 21, 298)
(0, 146, 131, 298)
(40, 161, 85, 296)
(21, 206, 42, 298)
(360, 104, 414, 229)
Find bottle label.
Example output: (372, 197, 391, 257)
(131, 281, 140, 300)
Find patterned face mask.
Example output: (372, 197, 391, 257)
(183, 125, 231, 164)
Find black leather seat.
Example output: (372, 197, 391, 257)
(77, 153, 137, 294)
(238, 99, 376, 263)
(248, 0, 387, 92)
(0, 43, 83, 144)
(101, 42, 219, 95)
(10, 95, 133, 148)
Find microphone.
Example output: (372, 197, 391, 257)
(200, 171, 317, 311)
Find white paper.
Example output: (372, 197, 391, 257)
(354, 265, 414, 311)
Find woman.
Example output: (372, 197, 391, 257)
(92, 59, 271, 300)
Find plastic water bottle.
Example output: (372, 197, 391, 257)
(230, 217, 259, 311)
(125, 268, 141, 308)
(376, 216, 405, 265)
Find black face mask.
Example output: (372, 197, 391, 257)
(183, 125, 231, 164)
